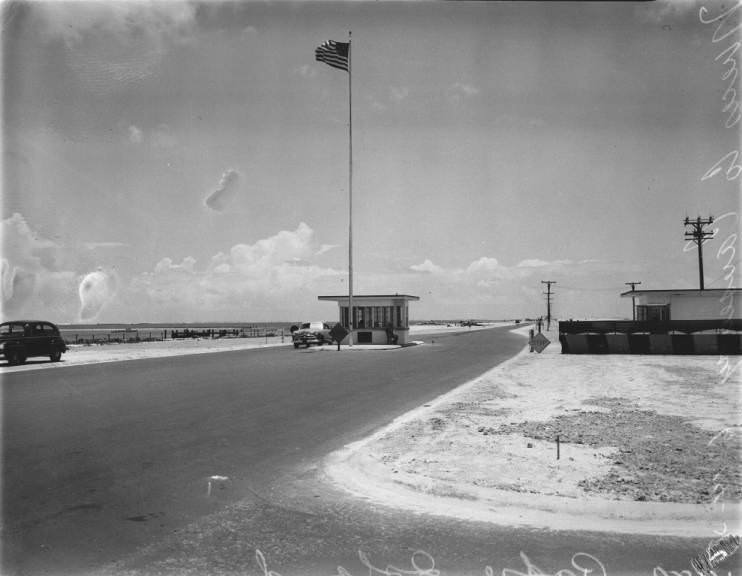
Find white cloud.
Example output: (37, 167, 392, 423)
(466, 256, 500, 274)
(131, 223, 343, 316)
(410, 259, 444, 274)
(1, 213, 78, 321)
(204, 169, 241, 212)
(155, 256, 197, 274)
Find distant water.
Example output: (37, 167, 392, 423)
(58, 322, 300, 344)
(57, 320, 504, 344)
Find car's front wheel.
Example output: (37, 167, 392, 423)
(50, 350, 62, 362)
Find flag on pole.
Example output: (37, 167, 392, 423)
(315, 40, 349, 72)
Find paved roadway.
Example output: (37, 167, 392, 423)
(1, 327, 715, 576)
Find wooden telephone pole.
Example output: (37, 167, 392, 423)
(684, 216, 715, 290)
(625, 281, 641, 320)
(541, 281, 556, 331)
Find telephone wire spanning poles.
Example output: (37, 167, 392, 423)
(541, 281, 556, 331)
(684, 216, 715, 290)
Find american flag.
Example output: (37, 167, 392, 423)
(315, 40, 349, 72)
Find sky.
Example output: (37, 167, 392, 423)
(2, 0, 740, 324)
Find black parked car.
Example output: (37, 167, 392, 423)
(0, 320, 68, 365)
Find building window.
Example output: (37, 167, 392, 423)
(637, 305, 670, 321)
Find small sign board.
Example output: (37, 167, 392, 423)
(330, 323, 349, 344)
(531, 332, 551, 353)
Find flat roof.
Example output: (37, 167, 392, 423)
(318, 294, 420, 301)
(620, 288, 741, 297)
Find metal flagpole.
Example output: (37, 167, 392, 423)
(348, 30, 354, 346)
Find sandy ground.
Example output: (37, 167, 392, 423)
(325, 325, 742, 537)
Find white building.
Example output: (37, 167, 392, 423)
(318, 294, 419, 345)
(620, 288, 741, 321)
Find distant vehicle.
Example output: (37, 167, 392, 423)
(0, 320, 68, 365)
(291, 321, 332, 348)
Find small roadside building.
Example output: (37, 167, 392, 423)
(318, 294, 419, 345)
(619, 288, 740, 321)
(559, 288, 741, 354)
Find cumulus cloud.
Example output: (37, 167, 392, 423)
(79, 269, 118, 320)
(410, 259, 444, 274)
(1, 213, 78, 320)
(156, 256, 197, 274)
(204, 169, 241, 212)
(131, 223, 342, 315)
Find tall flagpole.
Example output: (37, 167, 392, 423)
(348, 30, 354, 345)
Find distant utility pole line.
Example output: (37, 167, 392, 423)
(541, 281, 556, 331)
(684, 216, 715, 290)
(625, 281, 641, 321)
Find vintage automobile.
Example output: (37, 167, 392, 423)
(0, 320, 68, 365)
(291, 321, 332, 348)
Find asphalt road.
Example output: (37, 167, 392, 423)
(1, 327, 719, 576)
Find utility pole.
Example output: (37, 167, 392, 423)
(625, 281, 641, 321)
(541, 281, 556, 331)
(684, 216, 715, 290)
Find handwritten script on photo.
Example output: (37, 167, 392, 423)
(255, 549, 611, 576)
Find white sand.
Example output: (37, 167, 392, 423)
(325, 325, 741, 537)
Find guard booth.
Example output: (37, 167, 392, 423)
(318, 294, 420, 345)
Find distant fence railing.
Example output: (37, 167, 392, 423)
(60, 326, 286, 345)
(558, 319, 742, 335)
